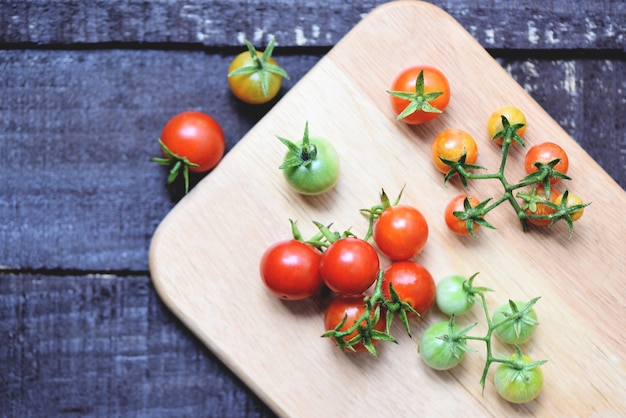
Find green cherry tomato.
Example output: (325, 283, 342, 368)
(419, 320, 470, 370)
(436, 275, 475, 316)
(278, 122, 340, 195)
(494, 353, 545, 404)
(492, 299, 539, 345)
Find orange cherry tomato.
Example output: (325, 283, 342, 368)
(389, 66, 450, 125)
(431, 129, 478, 174)
(524, 142, 569, 184)
(444, 194, 481, 236)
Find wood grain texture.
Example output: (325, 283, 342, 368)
(0, 50, 321, 271)
(149, 2, 626, 416)
(1, 0, 624, 50)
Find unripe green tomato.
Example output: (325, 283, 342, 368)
(282, 136, 340, 195)
(419, 321, 465, 370)
(492, 300, 538, 344)
(435, 275, 474, 316)
(494, 354, 544, 404)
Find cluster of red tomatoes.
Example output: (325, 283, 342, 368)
(260, 190, 434, 354)
(390, 66, 585, 235)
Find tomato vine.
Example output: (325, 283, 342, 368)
(442, 115, 590, 237)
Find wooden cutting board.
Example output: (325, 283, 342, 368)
(149, 1, 626, 416)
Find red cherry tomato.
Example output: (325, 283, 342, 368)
(444, 194, 482, 236)
(389, 66, 450, 125)
(319, 237, 380, 295)
(160, 111, 225, 173)
(373, 204, 429, 260)
(524, 142, 569, 184)
(383, 261, 436, 315)
(323, 294, 386, 353)
(259, 239, 323, 300)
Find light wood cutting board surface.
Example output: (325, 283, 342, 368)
(149, 1, 626, 416)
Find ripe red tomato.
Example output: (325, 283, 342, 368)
(388, 66, 450, 125)
(373, 204, 428, 260)
(444, 194, 481, 236)
(524, 142, 569, 184)
(259, 239, 323, 300)
(383, 261, 436, 315)
(159, 111, 225, 173)
(487, 105, 527, 145)
(323, 294, 386, 353)
(431, 128, 478, 174)
(319, 237, 380, 295)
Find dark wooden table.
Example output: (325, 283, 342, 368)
(1, 1, 624, 416)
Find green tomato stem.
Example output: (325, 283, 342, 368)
(445, 116, 589, 234)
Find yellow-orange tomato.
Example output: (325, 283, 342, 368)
(554, 192, 585, 221)
(227, 39, 289, 104)
(487, 105, 527, 145)
(431, 129, 478, 174)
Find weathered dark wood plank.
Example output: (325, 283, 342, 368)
(1, 0, 624, 50)
(0, 49, 321, 271)
(0, 273, 275, 417)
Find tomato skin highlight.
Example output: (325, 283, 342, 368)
(282, 136, 340, 195)
(259, 239, 323, 300)
(431, 129, 478, 174)
(319, 237, 380, 295)
(487, 105, 527, 145)
(323, 295, 386, 353)
(390, 66, 450, 125)
(494, 355, 544, 404)
(160, 111, 226, 173)
(382, 261, 435, 316)
(444, 194, 481, 236)
(373, 204, 429, 260)
(524, 142, 569, 184)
